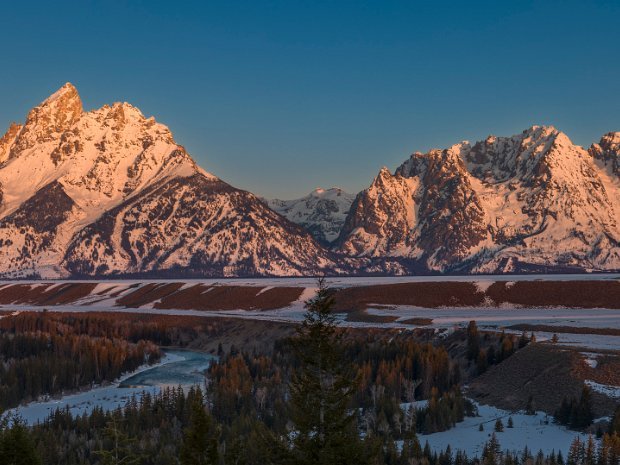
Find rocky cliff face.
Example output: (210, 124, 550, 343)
(338, 126, 620, 273)
(590, 132, 620, 176)
(0, 83, 334, 277)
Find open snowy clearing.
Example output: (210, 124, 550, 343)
(417, 402, 592, 457)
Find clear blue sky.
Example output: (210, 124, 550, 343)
(1, 1, 618, 198)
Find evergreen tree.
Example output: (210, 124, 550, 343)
(0, 416, 41, 465)
(572, 386, 594, 429)
(289, 278, 366, 465)
(610, 406, 620, 434)
(495, 419, 504, 432)
(96, 414, 142, 465)
(467, 321, 480, 361)
(483, 433, 501, 465)
(568, 437, 585, 465)
(526, 395, 536, 415)
(584, 435, 596, 465)
(180, 389, 219, 465)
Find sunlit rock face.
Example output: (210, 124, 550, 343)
(1, 83, 619, 277)
(338, 126, 620, 273)
(0, 83, 335, 278)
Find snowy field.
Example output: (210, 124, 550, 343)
(1, 300, 619, 351)
(0, 273, 619, 288)
(417, 402, 591, 457)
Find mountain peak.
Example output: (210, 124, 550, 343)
(599, 131, 620, 148)
(43, 82, 80, 104)
(8, 83, 83, 157)
(310, 187, 347, 197)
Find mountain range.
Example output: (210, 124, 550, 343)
(0, 83, 618, 277)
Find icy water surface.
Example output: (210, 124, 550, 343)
(120, 349, 215, 389)
(7, 349, 216, 425)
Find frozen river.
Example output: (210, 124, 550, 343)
(6, 349, 216, 425)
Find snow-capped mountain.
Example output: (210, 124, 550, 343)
(1, 84, 619, 277)
(0, 83, 335, 277)
(266, 188, 354, 244)
(338, 126, 620, 273)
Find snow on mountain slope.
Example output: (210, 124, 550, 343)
(338, 126, 620, 273)
(266, 188, 354, 244)
(0, 83, 334, 277)
(64, 175, 336, 277)
(1, 84, 619, 277)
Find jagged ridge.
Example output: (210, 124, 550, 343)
(338, 126, 620, 273)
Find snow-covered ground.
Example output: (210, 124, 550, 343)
(417, 402, 591, 457)
(585, 380, 620, 399)
(0, 273, 619, 288)
(363, 306, 620, 351)
(4, 349, 214, 425)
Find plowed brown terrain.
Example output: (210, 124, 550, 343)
(116, 283, 185, 307)
(486, 280, 620, 308)
(0, 283, 97, 305)
(0, 279, 618, 312)
(155, 285, 304, 311)
(333, 282, 486, 310)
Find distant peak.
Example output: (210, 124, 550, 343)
(600, 131, 620, 145)
(32, 82, 83, 123)
(311, 187, 345, 196)
(522, 124, 558, 136)
(373, 166, 393, 184)
(43, 82, 80, 105)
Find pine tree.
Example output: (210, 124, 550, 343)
(610, 405, 620, 434)
(289, 278, 366, 465)
(572, 386, 594, 429)
(495, 419, 504, 432)
(180, 388, 219, 465)
(507, 417, 514, 428)
(0, 416, 41, 465)
(567, 437, 584, 465)
(96, 414, 142, 465)
(467, 321, 480, 361)
(584, 435, 596, 465)
(526, 395, 536, 415)
(483, 433, 501, 465)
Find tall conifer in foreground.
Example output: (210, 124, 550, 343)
(180, 388, 219, 465)
(289, 278, 366, 465)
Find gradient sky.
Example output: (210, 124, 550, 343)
(1, 1, 619, 198)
